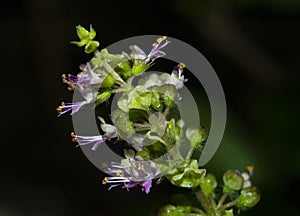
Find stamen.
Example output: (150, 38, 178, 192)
(102, 177, 108, 184)
(246, 166, 254, 176)
(56, 102, 65, 113)
(179, 63, 185, 69)
(70, 132, 78, 142)
(152, 43, 157, 47)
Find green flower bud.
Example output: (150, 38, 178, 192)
(136, 150, 150, 160)
(236, 186, 261, 209)
(75, 25, 90, 40)
(96, 90, 111, 104)
(101, 74, 116, 88)
(223, 209, 234, 216)
(186, 126, 203, 148)
(176, 205, 192, 214)
(161, 84, 177, 107)
(151, 91, 162, 110)
(223, 170, 244, 193)
(200, 173, 217, 196)
(167, 160, 206, 188)
(158, 205, 184, 216)
(129, 92, 152, 111)
(71, 25, 99, 54)
(131, 59, 149, 75)
(85, 41, 99, 54)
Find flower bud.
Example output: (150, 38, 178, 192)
(96, 90, 111, 104)
(167, 160, 206, 188)
(200, 173, 217, 196)
(158, 205, 184, 216)
(223, 170, 244, 193)
(236, 186, 261, 209)
(101, 74, 116, 88)
(85, 41, 99, 54)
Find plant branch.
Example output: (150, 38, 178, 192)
(193, 186, 215, 216)
(217, 193, 228, 208)
(217, 201, 236, 212)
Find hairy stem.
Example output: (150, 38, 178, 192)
(217, 193, 228, 208)
(217, 201, 236, 212)
(193, 186, 215, 216)
(191, 207, 206, 215)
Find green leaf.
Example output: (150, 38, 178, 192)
(160, 84, 178, 107)
(236, 186, 261, 209)
(223, 170, 244, 193)
(111, 109, 135, 136)
(70, 40, 86, 47)
(117, 95, 129, 112)
(89, 25, 96, 39)
(149, 112, 166, 135)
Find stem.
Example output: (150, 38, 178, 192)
(209, 196, 217, 209)
(193, 186, 215, 216)
(103, 62, 125, 85)
(217, 193, 228, 208)
(185, 214, 205, 216)
(163, 106, 170, 117)
(217, 201, 236, 212)
(191, 207, 206, 215)
(185, 147, 195, 160)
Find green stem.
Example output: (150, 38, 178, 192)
(163, 106, 170, 117)
(191, 207, 206, 215)
(185, 147, 195, 160)
(217, 201, 236, 212)
(185, 214, 205, 216)
(103, 62, 125, 85)
(209, 196, 217, 209)
(193, 186, 215, 216)
(217, 193, 228, 208)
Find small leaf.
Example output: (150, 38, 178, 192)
(89, 25, 96, 39)
(70, 40, 87, 47)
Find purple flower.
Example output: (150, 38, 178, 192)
(70, 132, 106, 150)
(56, 101, 87, 116)
(130, 36, 170, 64)
(102, 156, 160, 194)
(58, 63, 102, 116)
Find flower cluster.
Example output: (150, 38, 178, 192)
(57, 25, 260, 216)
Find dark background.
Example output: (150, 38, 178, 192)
(1, 0, 299, 215)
